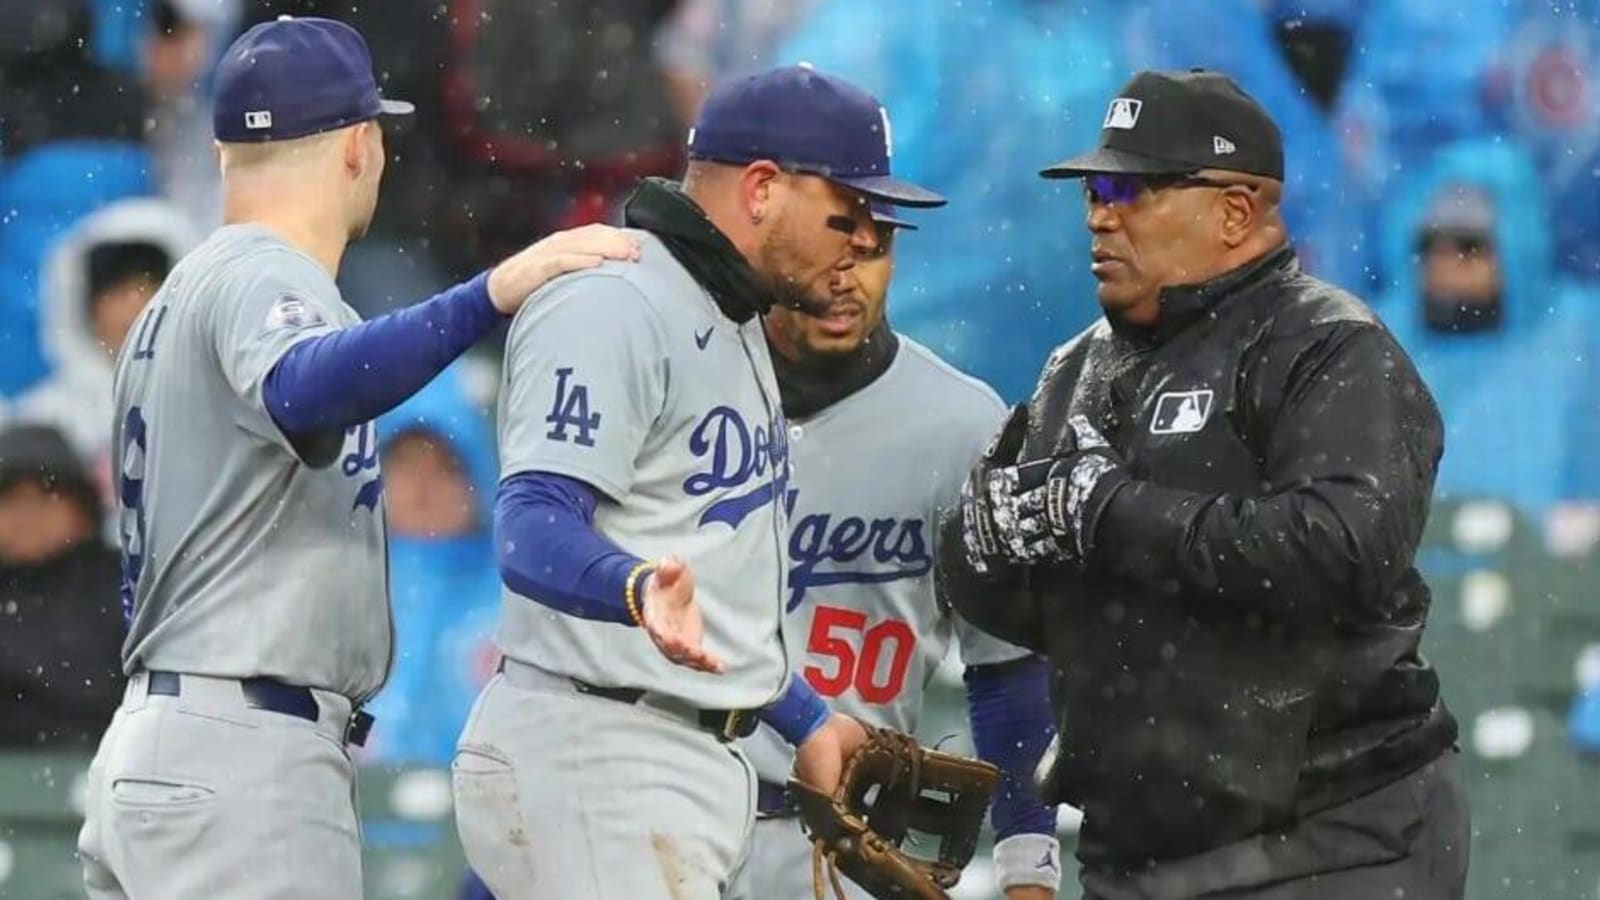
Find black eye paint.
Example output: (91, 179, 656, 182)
(825, 215, 857, 236)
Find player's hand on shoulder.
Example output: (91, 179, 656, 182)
(640, 556, 726, 675)
(487, 223, 642, 315)
(793, 712, 870, 796)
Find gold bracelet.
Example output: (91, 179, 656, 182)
(623, 560, 655, 626)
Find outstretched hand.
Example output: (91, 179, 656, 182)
(640, 557, 726, 675)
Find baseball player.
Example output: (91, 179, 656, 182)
(725, 203, 1063, 900)
(76, 17, 636, 900)
(454, 66, 944, 899)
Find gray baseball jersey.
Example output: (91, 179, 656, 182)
(496, 230, 791, 711)
(112, 223, 390, 701)
(743, 337, 1023, 783)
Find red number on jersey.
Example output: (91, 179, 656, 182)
(855, 618, 915, 703)
(802, 605, 916, 704)
(803, 606, 865, 697)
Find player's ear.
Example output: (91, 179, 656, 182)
(739, 160, 783, 226)
(342, 123, 369, 178)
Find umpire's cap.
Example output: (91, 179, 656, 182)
(213, 15, 413, 143)
(688, 65, 945, 208)
(1041, 69, 1284, 181)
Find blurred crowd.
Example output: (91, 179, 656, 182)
(3, 0, 1600, 781)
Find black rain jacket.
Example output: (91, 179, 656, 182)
(943, 246, 1458, 867)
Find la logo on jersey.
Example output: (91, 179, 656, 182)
(783, 488, 931, 612)
(1150, 389, 1214, 435)
(682, 407, 790, 529)
(546, 367, 601, 447)
(1104, 97, 1142, 130)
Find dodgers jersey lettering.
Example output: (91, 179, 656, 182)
(113, 224, 391, 701)
(497, 231, 791, 711)
(743, 339, 1024, 783)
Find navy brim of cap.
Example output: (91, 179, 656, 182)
(831, 173, 946, 208)
(1038, 145, 1197, 180)
(870, 208, 918, 230)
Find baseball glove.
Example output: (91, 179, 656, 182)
(787, 726, 1000, 900)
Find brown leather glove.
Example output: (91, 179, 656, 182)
(788, 726, 1000, 900)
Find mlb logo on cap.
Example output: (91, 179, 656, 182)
(1104, 98, 1143, 130)
(244, 110, 273, 130)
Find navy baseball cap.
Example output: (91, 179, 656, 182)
(213, 15, 413, 143)
(870, 201, 917, 231)
(687, 65, 945, 208)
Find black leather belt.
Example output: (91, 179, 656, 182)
(757, 780, 798, 818)
(492, 658, 758, 742)
(575, 680, 758, 742)
(146, 671, 374, 747)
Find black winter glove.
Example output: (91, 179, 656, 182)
(982, 414, 1127, 567)
(958, 404, 1029, 574)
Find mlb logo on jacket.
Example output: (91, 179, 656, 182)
(1150, 389, 1214, 434)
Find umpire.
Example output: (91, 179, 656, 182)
(940, 69, 1467, 899)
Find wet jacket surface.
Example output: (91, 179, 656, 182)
(946, 246, 1458, 866)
